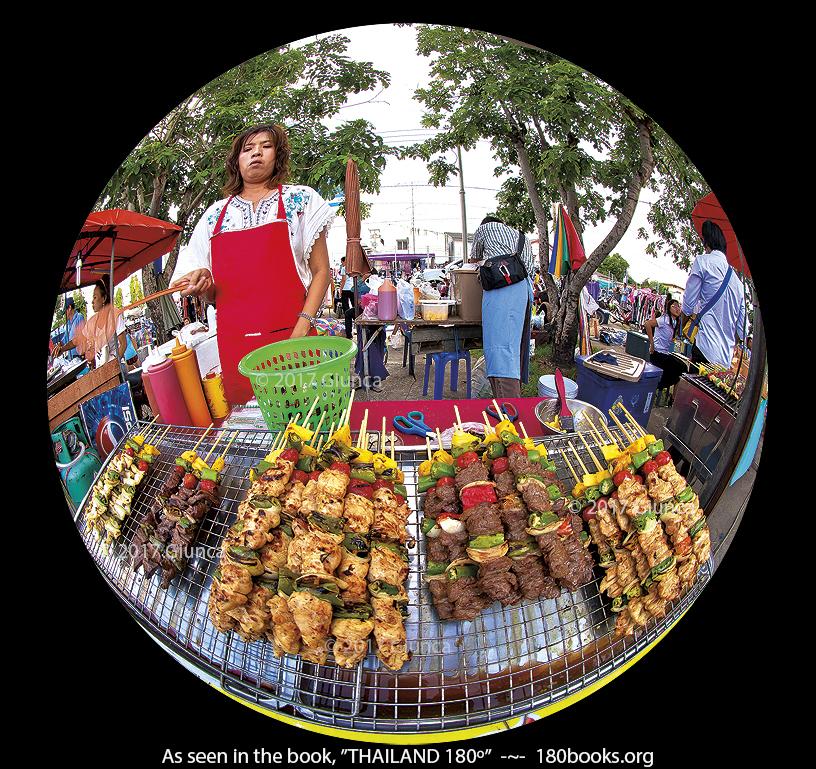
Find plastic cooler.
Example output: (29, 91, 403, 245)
(238, 336, 357, 432)
(574, 354, 663, 429)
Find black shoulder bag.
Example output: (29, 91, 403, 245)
(478, 230, 528, 291)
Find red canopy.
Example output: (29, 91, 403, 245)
(60, 209, 183, 293)
(691, 192, 750, 279)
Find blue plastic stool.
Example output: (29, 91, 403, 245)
(423, 351, 471, 399)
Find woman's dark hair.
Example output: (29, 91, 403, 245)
(701, 219, 728, 253)
(664, 295, 681, 338)
(222, 123, 291, 195)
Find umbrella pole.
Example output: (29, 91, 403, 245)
(108, 233, 128, 386)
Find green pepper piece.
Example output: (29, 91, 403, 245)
(295, 457, 312, 472)
(631, 449, 650, 469)
(421, 517, 437, 534)
(647, 439, 665, 457)
(469, 532, 505, 549)
(526, 448, 541, 463)
(599, 477, 615, 496)
(539, 458, 557, 474)
(546, 483, 563, 500)
(446, 563, 479, 582)
(430, 461, 456, 479)
(689, 516, 706, 539)
(500, 430, 522, 447)
(393, 483, 407, 499)
(350, 468, 376, 483)
(425, 560, 448, 577)
(417, 475, 438, 493)
(651, 554, 676, 581)
(285, 432, 302, 453)
(486, 441, 507, 460)
(585, 485, 601, 502)
(676, 485, 695, 503)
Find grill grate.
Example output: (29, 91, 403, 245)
(75, 422, 711, 736)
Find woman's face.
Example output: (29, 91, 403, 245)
(668, 301, 681, 318)
(238, 131, 276, 186)
(92, 286, 105, 312)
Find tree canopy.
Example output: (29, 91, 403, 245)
(403, 25, 710, 363)
(94, 34, 396, 344)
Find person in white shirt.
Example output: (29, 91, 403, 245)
(681, 220, 747, 369)
(644, 297, 686, 404)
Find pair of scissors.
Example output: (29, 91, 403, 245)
(486, 402, 519, 422)
(393, 411, 434, 438)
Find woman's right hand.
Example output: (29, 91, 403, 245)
(171, 269, 213, 299)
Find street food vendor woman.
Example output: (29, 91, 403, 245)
(171, 123, 333, 405)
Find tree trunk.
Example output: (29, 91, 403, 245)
(548, 108, 657, 368)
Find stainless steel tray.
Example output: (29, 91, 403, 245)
(73, 421, 711, 737)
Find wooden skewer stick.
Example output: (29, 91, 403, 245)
(492, 398, 504, 421)
(482, 411, 492, 436)
(302, 396, 319, 428)
(426, 437, 433, 462)
(382, 417, 387, 454)
(191, 424, 214, 453)
(454, 404, 463, 430)
(309, 411, 327, 446)
(607, 408, 634, 445)
(518, 421, 529, 441)
(618, 403, 647, 438)
(559, 448, 580, 484)
(219, 431, 239, 460)
(203, 430, 226, 463)
(436, 427, 444, 451)
(577, 431, 604, 471)
(391, 431, 396, 462)
(597, 416, 621, 450)
(357, 409, 369, 450)
(341, 388, 356, 429)
(567, 440, 590, 476)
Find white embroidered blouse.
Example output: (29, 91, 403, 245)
(185, 185, 334, 290)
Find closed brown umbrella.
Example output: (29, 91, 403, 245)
(344, 156, 371, 277)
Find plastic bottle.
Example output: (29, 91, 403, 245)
(170, 339, 212, 427)
(377, 277, 398, 321)
(145, 349, 192, 426)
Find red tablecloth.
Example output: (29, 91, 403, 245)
(350, 398, 550, 446)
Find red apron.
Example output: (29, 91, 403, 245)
(211, 187, 316, 405)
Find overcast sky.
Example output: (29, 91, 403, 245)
(294, 24, 691, 289)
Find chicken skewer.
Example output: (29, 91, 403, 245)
(89, 422, 165, 554)
(616, 408, 711, 590)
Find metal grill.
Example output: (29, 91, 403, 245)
(74, 422, 711, 737)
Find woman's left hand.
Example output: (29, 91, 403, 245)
(289, 316, 312, 339)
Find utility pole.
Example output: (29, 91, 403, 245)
(458, 146, 468, 262)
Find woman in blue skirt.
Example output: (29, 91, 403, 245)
(472, 218, 536, 399)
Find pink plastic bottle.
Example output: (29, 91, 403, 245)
(146, 354, 192, 426)
(377, 278, 398, 321)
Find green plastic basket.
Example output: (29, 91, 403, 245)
(238, 336, 357, 432)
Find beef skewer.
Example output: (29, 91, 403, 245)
(133, 424, 215, 580)
(486, 413, 559, 602)
(421, 437, 474, 621)
(502, 422, 594, 594)
(157, 430, 235, 589)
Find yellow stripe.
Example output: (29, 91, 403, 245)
(207, 606, 689, 743)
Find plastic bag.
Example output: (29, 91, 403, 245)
(361, 293, 379, 319)
(396, 279, 415, 320)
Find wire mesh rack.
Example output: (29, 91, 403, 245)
(73, 420, 711, 737)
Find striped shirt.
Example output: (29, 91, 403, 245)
(471, 221, 536, 276)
